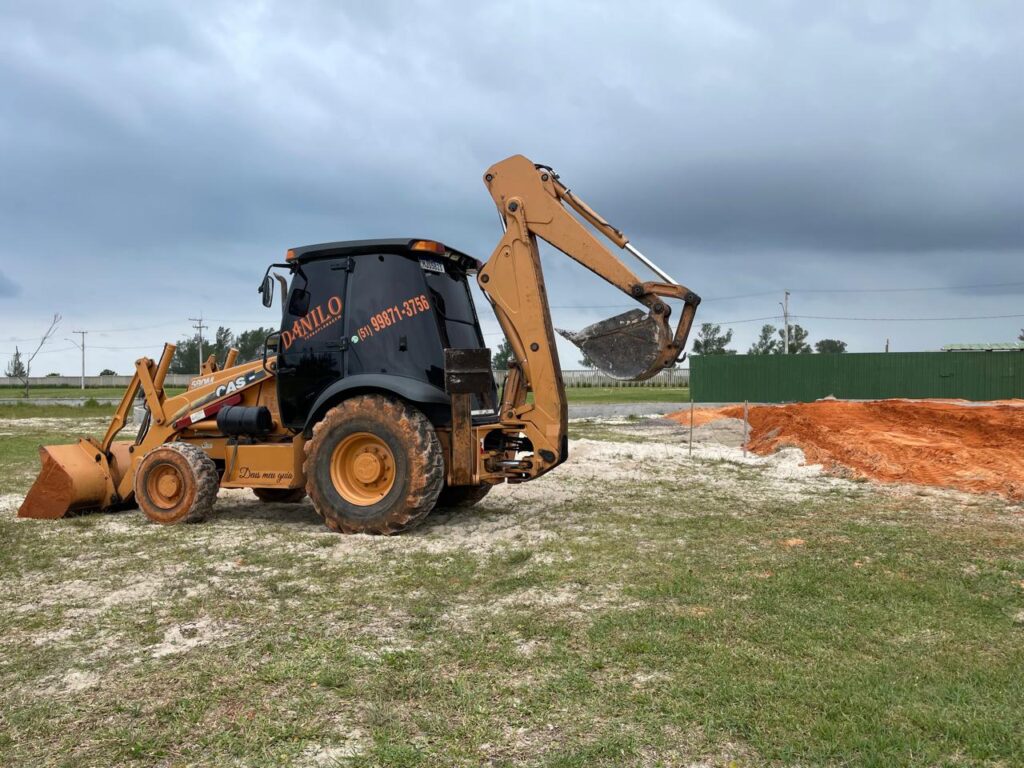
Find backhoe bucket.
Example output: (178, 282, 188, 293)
(557, 309, 667, 381)
(18, 442, 110, 520)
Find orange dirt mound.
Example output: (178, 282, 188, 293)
(671, 405, 746, 427)
(667, 400, 1024, 500)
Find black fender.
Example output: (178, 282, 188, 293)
(303, 374, 449, 435)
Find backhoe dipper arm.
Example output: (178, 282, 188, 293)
(476, 154, 700, 480)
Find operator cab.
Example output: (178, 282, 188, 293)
(259, 238, 496, 431)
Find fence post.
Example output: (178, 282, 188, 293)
(742, 400, 749, 458)
(688, 395, 694, 457)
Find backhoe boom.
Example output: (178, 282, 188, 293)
(473, 154, 700, 482)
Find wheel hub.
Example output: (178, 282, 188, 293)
(157, 472, 180, 498)
(353, 453, 383, 483)
(330, 432, 396, 506)
(147, 464, 184, 509)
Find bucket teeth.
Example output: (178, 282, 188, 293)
(557, 309, 667, 381)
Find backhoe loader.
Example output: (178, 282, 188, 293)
(18, 155, 700, 534)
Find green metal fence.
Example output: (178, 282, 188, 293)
(691, 352, 1024, 403)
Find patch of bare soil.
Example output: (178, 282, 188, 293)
(42, 669, 101, 695)
(298, 735, 367, 767)
(150, 618, 227, 658)
(0, 416, 112, 433)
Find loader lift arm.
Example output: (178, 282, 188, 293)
(471, 154, 700, 483)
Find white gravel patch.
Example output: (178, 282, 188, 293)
(150, 618, 226, 658)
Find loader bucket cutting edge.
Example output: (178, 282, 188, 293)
(557, 309, 667, 381)
(18, 442, 111, 520)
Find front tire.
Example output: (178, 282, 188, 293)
(303, 395, 444, 534)
(135, 442, 218, 524)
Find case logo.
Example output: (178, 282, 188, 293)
(215, 370, 263, 398)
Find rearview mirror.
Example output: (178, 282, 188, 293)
(259, 275, 274, 308)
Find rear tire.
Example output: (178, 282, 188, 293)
(303, 395, 444, 534)
(135, 443, 218, 524)
(435, 483, 492, 509)
(253, 487, 307, 504)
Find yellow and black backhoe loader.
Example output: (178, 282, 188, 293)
(19, 155, 700, 534)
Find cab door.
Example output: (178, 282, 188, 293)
(342, 252, 447, 387)
(276, 259, 350, 428)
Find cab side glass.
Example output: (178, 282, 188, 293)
(288, 288, 311, 317)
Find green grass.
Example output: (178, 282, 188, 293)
(1, 418, 1022, 766)
(0, 402, 121, 420)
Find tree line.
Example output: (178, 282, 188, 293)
(2, 324, 276, 383)
(168, 326, 277, 374)
(691, 323, 848, 355)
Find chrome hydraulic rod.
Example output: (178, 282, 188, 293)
(624, 243, 679, 286)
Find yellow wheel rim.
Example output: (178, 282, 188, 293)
(146, 463, 184, 509)
(330, 432, 396, 506)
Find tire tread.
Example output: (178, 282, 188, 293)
(303, 396, 443, 534)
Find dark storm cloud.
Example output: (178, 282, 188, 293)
(5, 1, 1023, 254)
(1, 0, 1022, 370)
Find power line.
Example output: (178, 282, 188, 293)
(547, 279, 1024, 310)
(90, 344, 163, 351)
(0, 345, 78, 358)
(3, 320, 182, 342)
(701, 290, 781, 303)
(698, 315, 784, 325)
(794, 312, 1024, 322)
(692, 311, 1024, 325)
(0, 342, 170, 356)
(792, 280, 1024, 294)
(2, 316, 273, 343)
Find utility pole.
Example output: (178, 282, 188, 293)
(189, 315, 208, 375)
(66, 331, 87, 389)
(779, 290, 790, 354)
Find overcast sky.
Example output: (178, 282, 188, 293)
(2, 0, 1023, 376)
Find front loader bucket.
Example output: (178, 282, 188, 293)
(557, 309, 667, 381)
(18, 442, 110, 520)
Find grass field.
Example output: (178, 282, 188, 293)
(1, 415, 1021, 766)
